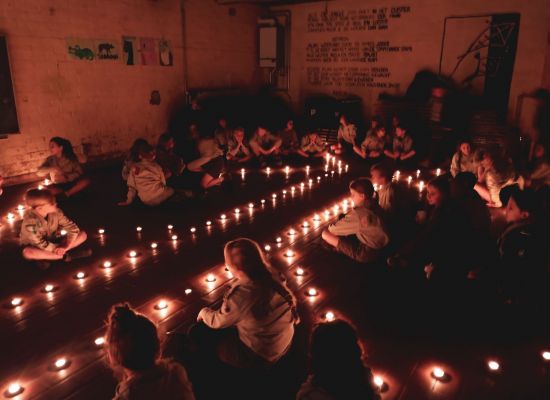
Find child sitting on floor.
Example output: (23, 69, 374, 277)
(474, 148, 520, 207)
(249, 124, 283, 167)
(37, 136, 91, 197)
(322, 178, 389, 263)
(214, 117, 232, 151)
(20, 189, 90, 268)
(385, 125, 415, 164)
(277, 119, 300, 157)
(332, 114, 357, 155)
(105, 303, 196, 400)
(354, 125, 387, 161)
(526, 142, 550, 190)
(119, 142, 174, 206)
(297, 320, 380, 400)
(226, 127, 253, 164)
(450, 138, 477, 177)
(297, 130, 327, 158)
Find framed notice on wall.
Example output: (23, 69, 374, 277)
(0, 36, 19, 135)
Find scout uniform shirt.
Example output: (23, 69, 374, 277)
(337, 124, 357, 145)
(227, 136, 252, 159)
(200, 277, 297, 363)
(327, 204, 389, 249)
(392, 135, 414, 155)
(278, 129, 299, 151)
(126, 160, 174, 206)
(38, 156, 83, 183)
(360, 133, 385, 154)
(450, 152, 477, 177)
(300, 134, 326, 153)
(20, 208, 80, 252)
(250, 130, 282, 151)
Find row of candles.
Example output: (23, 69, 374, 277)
(4, 193, 550, 398)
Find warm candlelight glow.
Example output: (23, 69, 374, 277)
(288, 229, 296, 236)
(151, 242, 158, 249)
(487, 360, 500, 371)
(220, 214, 226, 220)
(136, 226, 142, 232)
(234, 208, 240, 214)
(38, 184, 44, 190)
(373, 375, 384, 388)
(264, 245, 271, 251)
(75, 271, 86, 279)
(436, 168, 441, 176)
(155, 300, 168, 310)
(291, 186, 295, 192)
(60, 229, 67, 236)
(416, 169, 421, 178)
(94, 337, 105, 346)
(6, 383, 23, 396)
(206, 274, 216, 283)
(307, 288, 318, 297)
(300, 182, 305, 188)
(17, 204, 24, 211)
(185, 288, 192, 295)
(171, 235, 178, 241)
(54, 358, 68, 369)
(295, 267, 305, 276)
(276, 237, 282, 243)
(11, 297, 22, 307)
(407, 176, 412, 185)
(302, 221, 309, 228)
(282, 190, 287, 195)
(418, 181, 425, 192)
(272, 193, 277, 199)
(44, 284, 54, 293)
(98, 228, 105, 234)
(6, 212, 15, 220)
(128, 250, 137, 258)
(167, 224, 174, 230)
(285, 250, 295, 257)
(103, 260, 112, 268)
(248, 203, 254, 209)
(543, 351, 550, 361)
(432, 367, 445, 379)
(325, 311, 335, 321)
(317, 176, 321, 182)
(261, 199, 266, 204)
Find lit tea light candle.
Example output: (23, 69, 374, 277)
(487, 360, 500, 371)
(44, 284, 54, 293)
(325, 164, 329, 172)
(291, 186, 296, 192)
(261, 199, 266, 204)
(337, 160, 342, 167)
(206, 220, 212, 226)
(317, 176, 321, 182)
(136, 226, 142, 232)
(150, 242, 158, 249)
(7, 212, 14, 220)
(240, 168, 245, 174)
(264, 245, 271, 251)
(307, 288, 318, 297)
(171, 234, 178, 241)
(418, 181, 425, 192)
(313, 214, 321, 222)
(373, 375, 385, 390)
(416, 169, 421, 178)
(11, 297, 22, 307)
(54, 358, 69, 370)
(98, 228, 105, 234)
(306, 165, 310, 173)
(234, 208, 240, 214)
(248, 203, 254, 209)
(436, 168, 441, 176)
(103, 260, 112, 268)
(60, 229, 67, 236)
(345, 164, 349, 172)
(285, 249, 295, 257)
(167, 224, 174, 230)
(324, 210, 330, 217)
(295, 267, 305, 276)
(128, 250, 137, 258)
(38, 184, 44, 190)
(206, 274, 216, 283)
(17, 204, 24, 211)
(394, 170, 401, 180)
(44, 178, 51, 186)
(266, 167, 271, 176)
(155, 300, 168, 310)
(308, 179, 313, 184)
(331, 170, 335, 176)
(282, 190, 287, 195)
(285, 166, 290, 173)
(185, 288, 192, 295)
(288, 229, 296, 236)
(432, 367, 446, 380)
(300, 182, 305, 188)
(325, 311, 335, 322)
(542, 351, 550, 361)
(5, 383, 24, 397)
(190, 227, 196, 233)
(407, 176, 412, 185)
(276, 237, 282, 243)
(94, 337, 105, 346)
(227, 271, 234, 279)
(75, 271, 86, 280)
(333, 204, 340, 213)
(272, 193, 277, 199)
(220, 214, 227, 221)
(302, 221, 310, 228)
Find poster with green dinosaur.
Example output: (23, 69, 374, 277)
(66, 38, 95, 61)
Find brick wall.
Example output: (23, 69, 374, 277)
(0, 0, 262, 182)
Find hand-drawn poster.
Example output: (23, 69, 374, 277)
(159, 39, 173, 67)
(94, 39, 120, 61)
(122, 36, 136, 66)
(139, 37, 158, 66)
(66, 38, 95, 61)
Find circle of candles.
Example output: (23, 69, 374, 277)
(75, 271, 86, 280)
(190, 227, 196, 233)
(167, 224, 174, 230)
(98, 228, 105, 234)
(206, 274, 216, 283)
(171, 234, 178, 241)
(220, 214, 227, 220)
(102, 260, 112, 268)
(285, 250, 295, 257)
(432, 367, 445, 380)
(307, 288, 318, 297)
(10, 297, 22, 307)
(276, 237, 282, 243)
(185, 288, 192, 295)
(325, 311, 335, 322)
(542, 351, 550, 361)
(302, 221, 310, 228)
(295, 267, 305, 276)
(44, 284, 55, 293)
(487, 360, 500, 371)
(264, 245, 271, 251)
(234, 208, 240, 214)
(155, 300, 168, 310)
(150, 242, 158, 249)
(206, 220, 212, 226)
(54, 358, 69, 370)
(5, 383, 24, 397)
(288, 229, 296, 236)
(128, 250, 137, 258)
(272, 193, 277, 199)
(248, 203, 254, 209)
(261, 199, 266, 204)
(94, 337, 105, 346)
(136, 226, 142, 232)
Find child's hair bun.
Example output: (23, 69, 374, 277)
(112, 303, 137, 324)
